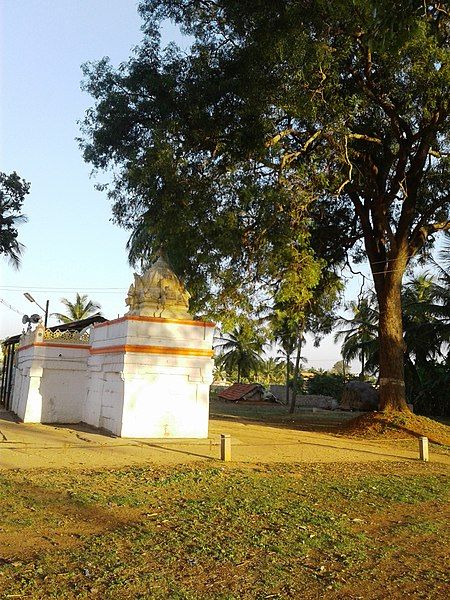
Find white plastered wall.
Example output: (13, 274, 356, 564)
(12, 343, 90, 423)
(85, 317, 214, 438)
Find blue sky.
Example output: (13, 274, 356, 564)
(1, 0, 362, 370)
(1, 0, 143, 334)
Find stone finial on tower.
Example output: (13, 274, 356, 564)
(125, 254, 192, 319)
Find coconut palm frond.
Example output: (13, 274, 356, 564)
(53, 293, 102, 324)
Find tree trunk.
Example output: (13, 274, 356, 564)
(377, 274, 409, 412)
(285, 352, 291, 405)
(289, 328, 304, 414)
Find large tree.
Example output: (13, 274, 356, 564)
(0, 171, 30, 268)
(80, 1, 450, 411)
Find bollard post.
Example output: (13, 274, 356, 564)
(220, 434, 231, 462)
(419, 436, 429, 462)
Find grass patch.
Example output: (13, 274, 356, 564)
(209, 399, 358, 430)
(0, 462, 448, 599)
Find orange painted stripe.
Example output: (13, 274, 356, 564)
(18, 342, 91, 352)
(93, 315, 215, 329)
(90, 344, 213, 357)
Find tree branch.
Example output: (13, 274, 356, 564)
(280, 129, 322, 168)
(348, 133, 382, 144)
(409, 219, 450, 256)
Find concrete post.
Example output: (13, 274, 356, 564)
(419, 436, 429, 462)
(220, 434, 231, 462)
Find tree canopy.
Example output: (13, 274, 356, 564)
(80, 0, 450, 411)
(0, 171, 30, 268)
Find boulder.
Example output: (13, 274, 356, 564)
(340, 381, 379, 411)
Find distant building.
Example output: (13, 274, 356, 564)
(218, 383, 264, 402)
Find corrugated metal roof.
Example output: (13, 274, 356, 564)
(218, 383, 262, 401)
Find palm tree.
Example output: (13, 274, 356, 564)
(439, 231, 450, 273)
(259, 357, 285, 385)
(53, 293, 102, 324)
(272, 318, 300, 404)
(215, 325, 264, 383)
(334, 295, 379, 379)
(402, 272, 450, 413)
(334, 275, 449, 413)
(212, 360, 230, 384)
(402, 274, 449, 365)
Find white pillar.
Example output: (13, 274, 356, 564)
(419, 436, 429, 462)
(220, 434, 231, 461)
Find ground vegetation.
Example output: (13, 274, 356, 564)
(0, 461, 448, 599)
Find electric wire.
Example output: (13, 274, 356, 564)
(0, 265, 421, 293)
(0, 298, 23, 315)
(0, 286, 126, 292)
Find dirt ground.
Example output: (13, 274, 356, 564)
(0, 460, 448, 599)
(1, 405, 449, 470)
(0, 403, 449, 599)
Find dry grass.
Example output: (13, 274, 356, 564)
(341, 411, 450, 445)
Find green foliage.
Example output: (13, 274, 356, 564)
(439, 232, 450, 272)
(330, 360, 351, 377)
(403, 273, 450, 366)
(212, 360, 230, 384)
(407, 361, 450, 417)
(334, 294, 379, 378)
(307, 373, 346, 400)
(271, 267, 344, 408)
(402, 271, 450, 415)
(0, 171, 30, 268)
(215, 323, 265, 382)
(80, 1, 450, 279)
(79, 2, 357, 325)
(258, 357, 286, 385)
(80, 0, 450, 409)
(53, 293, 102, 324)
(0, 464, 448, 598)
(334, 272, 449, 414)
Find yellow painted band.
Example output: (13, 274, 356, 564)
(90, 344, 213, 357)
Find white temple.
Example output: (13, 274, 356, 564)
(10, 256, 215, 438)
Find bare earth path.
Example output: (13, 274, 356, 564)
(1, 408, 448, 470)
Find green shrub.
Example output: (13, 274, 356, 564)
(307, 373, 346, 400)
(406, 362, 450, 417)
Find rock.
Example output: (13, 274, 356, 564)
(340, 381, 379, 411)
